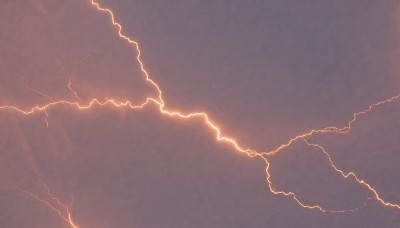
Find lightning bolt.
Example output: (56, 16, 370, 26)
(1, 0, 399, 227)
(2, 124, 80, 227)
(54, 54, 92, 102)
(14, 186, 78, 228)
(302, 139, 400, 209)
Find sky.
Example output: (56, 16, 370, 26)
(0, 0, 400, 227)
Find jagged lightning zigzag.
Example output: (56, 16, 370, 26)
(0, 1, 399, 227)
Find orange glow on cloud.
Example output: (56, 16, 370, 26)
(0, 0, 399, 227)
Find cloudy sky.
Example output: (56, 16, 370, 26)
(0, 0, 400, 227)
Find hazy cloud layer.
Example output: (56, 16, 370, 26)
(0, 1, 399, 227)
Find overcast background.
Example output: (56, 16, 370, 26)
(0, 0, 400, 227)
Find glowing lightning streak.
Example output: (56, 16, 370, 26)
(15, 187, 78, 228)
(259, 95, 400, 210)
(1, 0, 400, 226)
(55, 55, 92, 102)
(87, 0, 400, 212)
(11, 125, 79, 227)
(40, 182, 78, 228)
(89, 0, 165, 106)
(87, 0, 264, 159)
(264, 159, 375, 213)
(303, 139, 400, 209)
(19, 77, 55, 103)
(19, 76, 54, 127)
(264, 94, 400, 157)
(3, 179, 78, 227)
(67, 76, 82, 102)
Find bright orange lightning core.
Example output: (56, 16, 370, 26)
(1, 0, 399, 227)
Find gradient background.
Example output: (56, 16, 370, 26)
(1, 0, 400, 227)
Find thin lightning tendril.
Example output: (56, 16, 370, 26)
(1, 0, 399, 227)
(14, 186, 78, 228)
(55, 55, 91, 102)
(10, 126, 78, 227)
